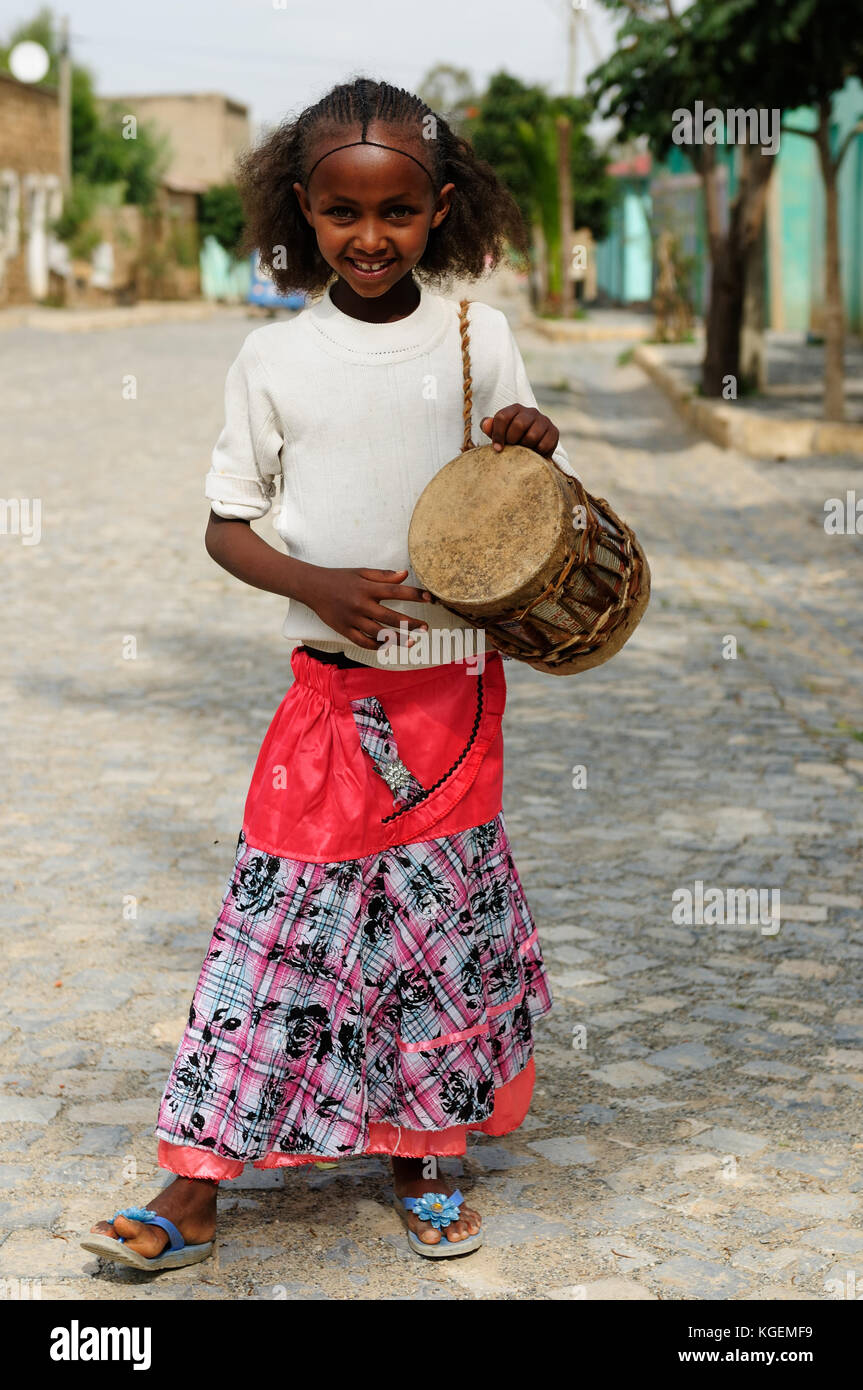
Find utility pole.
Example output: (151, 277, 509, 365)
(58, 14, 71, 193)
(557, 2, 580, 316)
(557, 113, 573, 317)
(567, 0, 578, 97)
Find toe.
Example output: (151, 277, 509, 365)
(446, 1210, 480, 1241)
(89, 1221, 116, 1238)
(112, 1215, 168, 1256)
(447, 1217, 474, 1242)
(408, 1214, 441, 1246)
(463, 1206, 482, 1234)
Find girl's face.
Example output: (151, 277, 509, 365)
(293, 127, 453, 302)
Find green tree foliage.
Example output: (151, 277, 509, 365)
(468, 72, 613, 305)
(78, 94, 169, 208)
(199, 183, 246, 257)
(468, 72, 547, 232)
(1, 6, 168, 207)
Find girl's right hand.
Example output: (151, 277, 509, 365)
(303, 567, 432, 652)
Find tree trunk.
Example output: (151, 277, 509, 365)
(741, 219, 767, 393)
(700, 146, 775, 398)
(702, 249, 745, 395)
(530, 221, 547, 311)
(815, 98, 845, 423)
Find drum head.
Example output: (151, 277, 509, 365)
(409, 444, 568, 613)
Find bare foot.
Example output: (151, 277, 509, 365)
(88, 1176, 217, 1259)
(392, 1156, 481, 1247)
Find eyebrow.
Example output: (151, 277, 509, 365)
(317, 191, 422, 205)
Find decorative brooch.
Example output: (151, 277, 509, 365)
(380, 757, 415, 795)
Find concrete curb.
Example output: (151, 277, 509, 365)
(0, 300, 250, 333)
(634, 343, 863, 460)
(531, 316, 651, 343)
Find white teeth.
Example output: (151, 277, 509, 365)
(354, 260, 388, 271)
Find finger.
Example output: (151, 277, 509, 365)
(368, 603, 430, 632)
(372, 582, 432, 604)
(534, 426, 560, 456)
(492, 405, 521, 451)
(481, 405, 519, 452)
(346, 623, 384, 651)
(357, 567, 410, 583)
(518, 417, 552, 450)
(503, 408, 541, 446)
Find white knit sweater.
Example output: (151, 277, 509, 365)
(205, 282, 577, 668)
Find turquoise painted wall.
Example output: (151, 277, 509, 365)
(775, 107, 819, 332)
(596, 78, 863, 333)
(775, 82, 863, 333)
(595, 178, 652, 301)
(200, 235, 252, 301)
(623, 187, 653, 299)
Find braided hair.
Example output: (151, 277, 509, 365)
(234, 75, 529, 294)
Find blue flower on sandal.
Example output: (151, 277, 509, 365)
(112, 1207, 158, 1223)
(411, 1193, 463, 1230)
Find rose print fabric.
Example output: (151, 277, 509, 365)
(155, 813, 551, 1164)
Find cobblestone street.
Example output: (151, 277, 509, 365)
(2, 296, 862, 1301)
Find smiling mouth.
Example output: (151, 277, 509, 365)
(346, 257, 397, 276)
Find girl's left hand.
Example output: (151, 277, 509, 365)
(480, 405, 559, 457)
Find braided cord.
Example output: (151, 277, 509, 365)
(458, 298, 474, 452)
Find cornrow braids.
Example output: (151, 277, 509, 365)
(234, 75, 529, 295)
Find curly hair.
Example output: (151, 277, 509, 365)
(234, 75, 529, 295)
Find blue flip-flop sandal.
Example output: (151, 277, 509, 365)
(392, 1188, 483, 1258)
(80, 1206, 216, 1272)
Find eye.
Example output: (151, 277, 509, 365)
(325, 205, 355, 219)
(386, 205, 416, 219)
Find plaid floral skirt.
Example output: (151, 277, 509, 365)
(155, 647, 552, 1176)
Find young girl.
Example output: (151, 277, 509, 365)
(83, 76, 575, 1268)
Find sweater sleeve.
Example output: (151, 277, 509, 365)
(483, 310, 579, 481)
(204, 333, 283, 520)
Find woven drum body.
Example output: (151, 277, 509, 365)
(408, 444, 650, 675)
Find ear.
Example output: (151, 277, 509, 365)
(430, 181, 455, 230)
(293, 181, 313, 226)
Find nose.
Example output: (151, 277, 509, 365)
(349, 215, 390, 254)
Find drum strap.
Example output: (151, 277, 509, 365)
(458, 298, 474, 453)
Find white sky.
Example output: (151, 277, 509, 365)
(5, 0, 620, 133)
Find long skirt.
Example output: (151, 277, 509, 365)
(154, 645, 552, 1179)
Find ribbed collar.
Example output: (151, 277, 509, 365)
(304, 280, 450, 359)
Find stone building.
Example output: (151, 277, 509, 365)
(0, 71, 64, 306)
(97, 91, 251, 189)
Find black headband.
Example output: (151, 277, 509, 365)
(304, 140, 437, 188)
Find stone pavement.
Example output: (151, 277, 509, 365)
(1, 292, 862, 1302)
